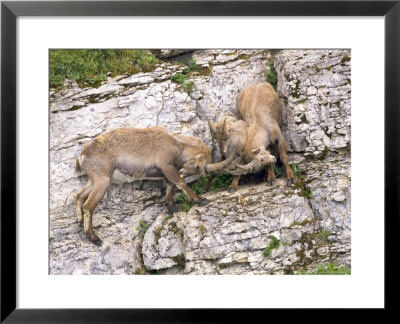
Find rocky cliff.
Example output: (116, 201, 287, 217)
(49, 49, 351, 275)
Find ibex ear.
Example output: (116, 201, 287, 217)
(251, 147, 261, 155)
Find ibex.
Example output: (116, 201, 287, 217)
(208, 117, 276, 192)
(74, 127, 233, 244)
(234, 82, 294, 184)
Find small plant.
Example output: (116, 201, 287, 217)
(136, 219, 149, 238)
(209, 173, 234, 191)
(296, 262, 351, 275)
(318, 229, 331, 241)
(340, 55, 350, 63)
(304, 186, 312, 199)
(176, 193, 194, 212)
(164, 213, 173, 222)
(170, 73, 195, 92)
(272, 164, 284, 178)
(265, 61, 278, 90)
(170, 58, 199, 93)
(186, 58, 199, 72)
(263, 235, 280, 257)
(271, 163, 302, 179)
(290, 162, 302, 178)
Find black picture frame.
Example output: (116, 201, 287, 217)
(1, 0, 399, 322)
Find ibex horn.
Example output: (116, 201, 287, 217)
(221, 118, 227, 134)
(207, 119, 216, 135)
(223, 156, 243, 171)
(204, 153, 235, 174)
(224, 160, 263, 175)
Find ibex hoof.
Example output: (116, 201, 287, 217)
(228, 188, 237, 193)
(197, 198, 211, 206)
(87, 233, 102, 246)
(168, 204, 180, 213)
(287, 177, 295, 185)
(267, 180, 275, 186)
(92, 239, 103, 247)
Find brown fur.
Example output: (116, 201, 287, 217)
(208, 117, 247, 191)
(74, 127, 232, 244)
(208, 116, 277, 191)
(237, 82, 294, 184)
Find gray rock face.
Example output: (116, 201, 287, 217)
(275, 49, 351, 156)
(49, 49, 351, 275)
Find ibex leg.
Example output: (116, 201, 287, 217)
(162, 165, 210, 206)
(228, 176, 240, 192)
(82, 176, 110, 243)
(266, 165, 276, 185)
(165, 180, 179, 213)
(74, 179, 93, 224)
(277, 134, 294, 184)
(202, 174, 216, 192)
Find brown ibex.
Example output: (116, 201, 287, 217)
(74, 127, 233, 244)
(208, 117, 276, 191)
(234, 82, 294, 184)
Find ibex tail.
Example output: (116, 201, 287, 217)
(75, 156, 81, 176)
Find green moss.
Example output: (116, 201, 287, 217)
(297, 97, 308, 104)
(291, 80, 301, 99)
(136, 219, 149, 238)
(317, 229, 331, 241)
(340, 55, 350, 63)
(326, 65, 332, 71)
(294, 173, 312, 199)
(154, 225, 162, 243)
(199, 224, 207, 236)
(315, 67, 321, 72)
(265, 61, 278, 90)
(170, 58, 200, 93)
(236, 54, 250, 61)
(304, 187, 312, 199)
(49, 49, 158, 90)
(290, 218, 315, 227)
(172, 254, 186, 265)
(263, 235, 280, 258)
(164, 213, 173, 222)
(322, 146, 329, 157)
(169, 222, 184, 242)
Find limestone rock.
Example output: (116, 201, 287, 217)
(275, 49, 351, 156)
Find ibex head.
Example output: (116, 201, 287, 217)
(208, 118, 232, 157)
(175, 134, 235, 177)
(226, 147, 276, 175)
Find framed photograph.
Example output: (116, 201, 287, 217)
(1, 0, 398, 321)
